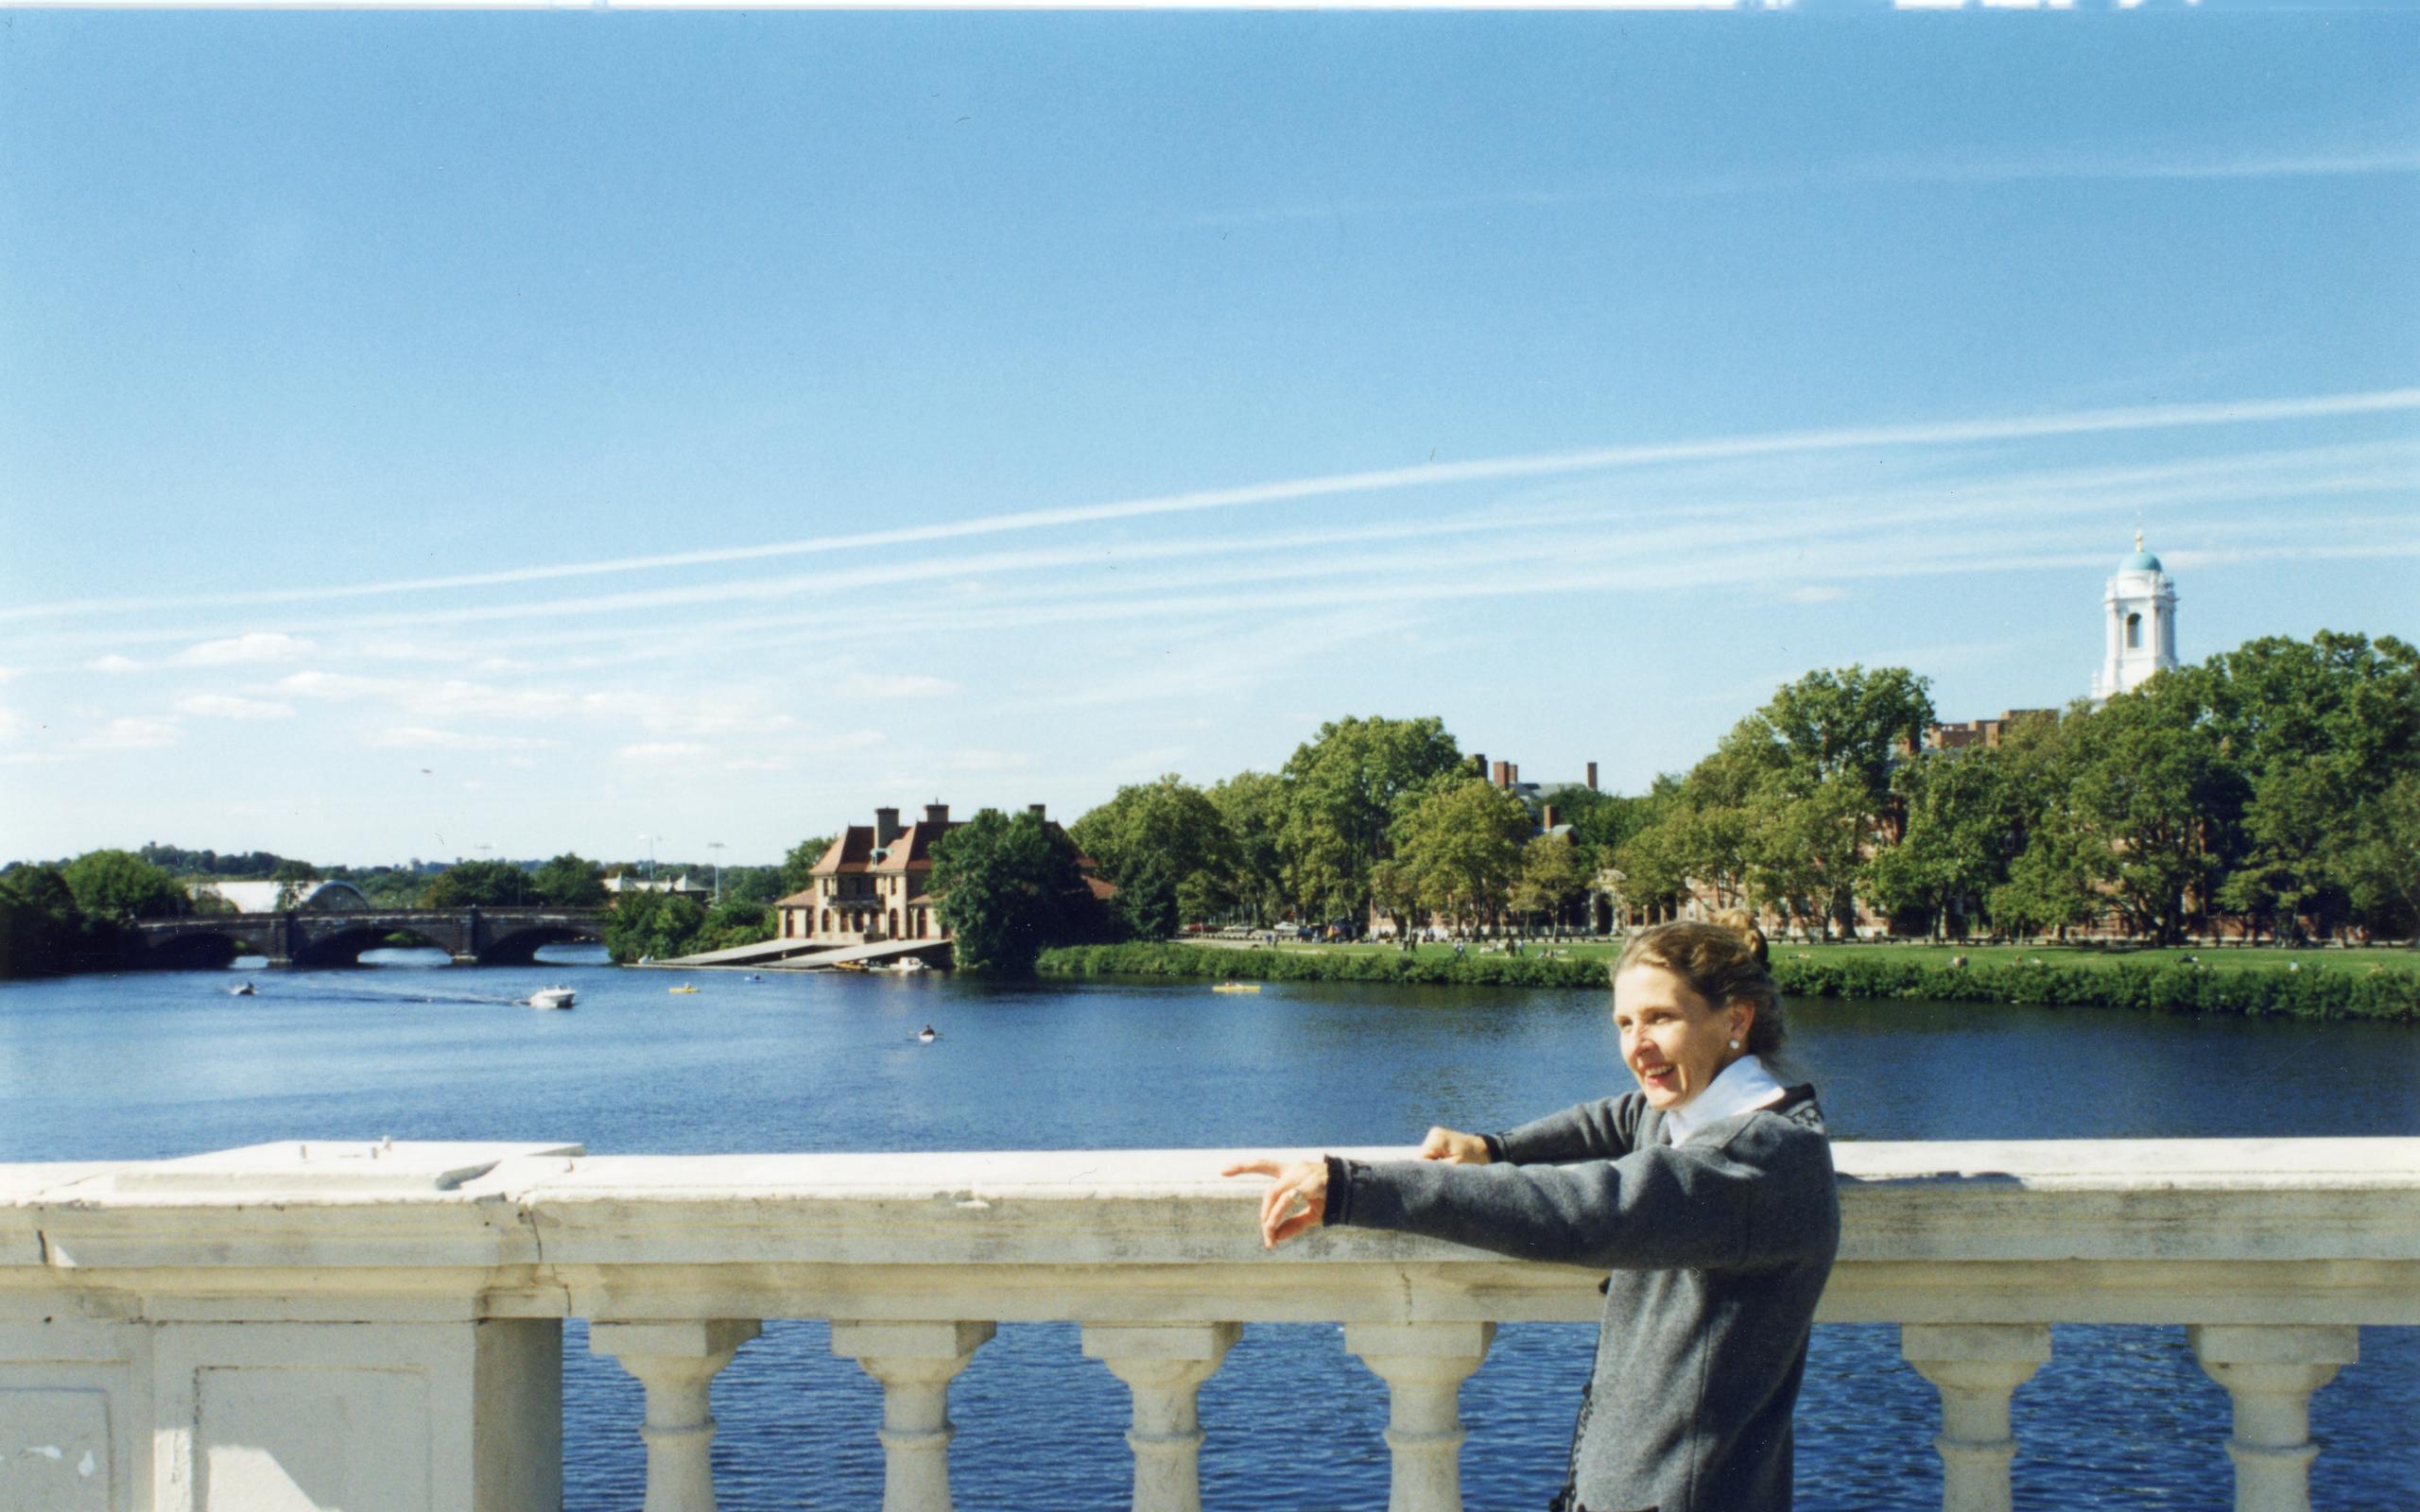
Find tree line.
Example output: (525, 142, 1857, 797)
(1043, 629, 2419, 950)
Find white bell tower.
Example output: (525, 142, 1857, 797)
(2092, 529, 2178, 700)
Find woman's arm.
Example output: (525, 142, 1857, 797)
(1485, 1096, 1640, 1165)
(1325, 1124, 1835, 1273)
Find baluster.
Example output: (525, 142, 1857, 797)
(2188, 1324, 2359, 1512)
(830, 1320, 995, 1512)
(1899, 1324, 2051, 1512)
(1081, 1322, 1241, 1512)
(588, 1318, 763, 1512)
(1343, 1321, 1495, 1512)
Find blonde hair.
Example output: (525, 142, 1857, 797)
(1613, 909, 1787, 1059)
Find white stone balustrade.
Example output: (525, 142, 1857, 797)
(0, 1138, 2412, 1512)
(1080, 1322, 1238, 1512)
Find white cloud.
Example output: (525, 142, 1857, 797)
(174, 631, 315, 666)
(0, 705, 20, 741)
(723, 756, 793, 772)
(89, 654, 144, 674)
(619, 741, 711, 763)
(279, 669, 385, 699)
(174, 694, 296, 720)
(1786, 586, 1848, 604)
(79, 716, 181, 751)
(12, 385, 2412, 633)
(368, 726, 551, 751)
(834, 673, 962, 700)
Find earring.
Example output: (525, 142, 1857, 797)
(1728, 1038, 1740, 1050)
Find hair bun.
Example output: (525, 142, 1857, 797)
(1710, 908, 1770, 967)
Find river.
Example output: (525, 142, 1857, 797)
(2, 948, 2413, 1510)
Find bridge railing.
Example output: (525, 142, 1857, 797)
(2, 1139, 2412, 1512)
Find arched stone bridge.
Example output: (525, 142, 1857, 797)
(127, 907, 608, 969)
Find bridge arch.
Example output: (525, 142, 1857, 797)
(474, 921, 602, 966)
(289, 923, 457, 969)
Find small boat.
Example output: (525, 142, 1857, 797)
(1212, 982, 1262, 994)
(745, 973, 766, 982)
(228, 981, 256, 997)
(527, 987, 577, 1010)
(832, 960, 870, 973)
(668, 984, 700, 995)
(916, 1024, 941, 1043)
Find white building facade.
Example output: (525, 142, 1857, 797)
(2091, 530, 2179, 700)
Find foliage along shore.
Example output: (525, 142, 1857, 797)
(1033, 942, 2420, 1022)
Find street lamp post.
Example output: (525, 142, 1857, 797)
(708, 841, 725, 903)
(637, 833, 658, 882)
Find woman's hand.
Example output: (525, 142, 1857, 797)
(1219, 1158, 1329, 1248)
(1418, 1125, 1492, 1165)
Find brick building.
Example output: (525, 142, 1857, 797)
(773, 803, 1109, 947)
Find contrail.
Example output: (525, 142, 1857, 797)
(5, 385, 2412, 625)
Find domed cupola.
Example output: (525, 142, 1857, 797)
(2092, 529, 2179, 700)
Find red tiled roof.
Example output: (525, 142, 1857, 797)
(811, 828, 877, 876)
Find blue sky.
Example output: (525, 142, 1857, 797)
(3, 9, 2414, 868)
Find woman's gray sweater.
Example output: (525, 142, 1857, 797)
(1322, 1086, 1839, 1512)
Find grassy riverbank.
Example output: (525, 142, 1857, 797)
(1035, 941, 2420, 1022)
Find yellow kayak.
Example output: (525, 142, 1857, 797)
(668, 985, 700, 995)
(1211, 982, 1262, 993)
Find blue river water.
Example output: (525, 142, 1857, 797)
(2, 948, 2414, 1510)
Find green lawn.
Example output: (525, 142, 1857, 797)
(1196, 936, 2420, 975)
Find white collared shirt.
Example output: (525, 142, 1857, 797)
(1661, 1054, 1787, 1146)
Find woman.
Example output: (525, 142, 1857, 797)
(1224, 914, 1839, 1512)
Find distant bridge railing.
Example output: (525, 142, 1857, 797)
(125, 905, 608, 968)
(0, 1139, 2411, 1512)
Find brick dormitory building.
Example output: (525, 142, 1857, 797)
(772, 803, 1111, 948)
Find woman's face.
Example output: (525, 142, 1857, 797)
(1613, 963, 1752, 1110)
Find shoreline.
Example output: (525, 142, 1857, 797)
(1035, 942, 2420, 1022)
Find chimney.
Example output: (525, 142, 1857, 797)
(1470, 751, 1486, 778)
(925, 803, 950, 827)
(1586, 761, 1599, 791)
(1028, 803, 1047, 818)
(1492, 760, 1511, 789)
(1543, 804, 1559, 830)
(1508, 762, 1520, 785)
(874, 807, 903, 846)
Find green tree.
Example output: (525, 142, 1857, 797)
(696, 899, 776, 952)
(2341, 771, 2420, 942)
(423, 859, 529, 908)
(1511, 833, 1589, 935)
(2066, 673, 2238, 943)
(0, 865, 111, 977)
(1868, 742, 2030, 938)
(1208, 771, 1289, 924)
(1719, 665, 1936, 934)
(2204, 632, 2420, 939)
(930, 808, 1101, 972)
(1388, 777, 1532, 933)
(61, 849, 187, 923)
(1276, 716, 1465, 922)
(530, 853, 607, 908)
(1070, 775, 1238, 926)
(601, 891, 705, 963)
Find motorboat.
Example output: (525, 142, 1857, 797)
(745, 973, 767, 982)
(668, 984, 700, 995)
(527, 987, 577, 1010)
(890, 956, 932, 973)
(228, 981, 256, 997)
(916, 1025, 941, 1043)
